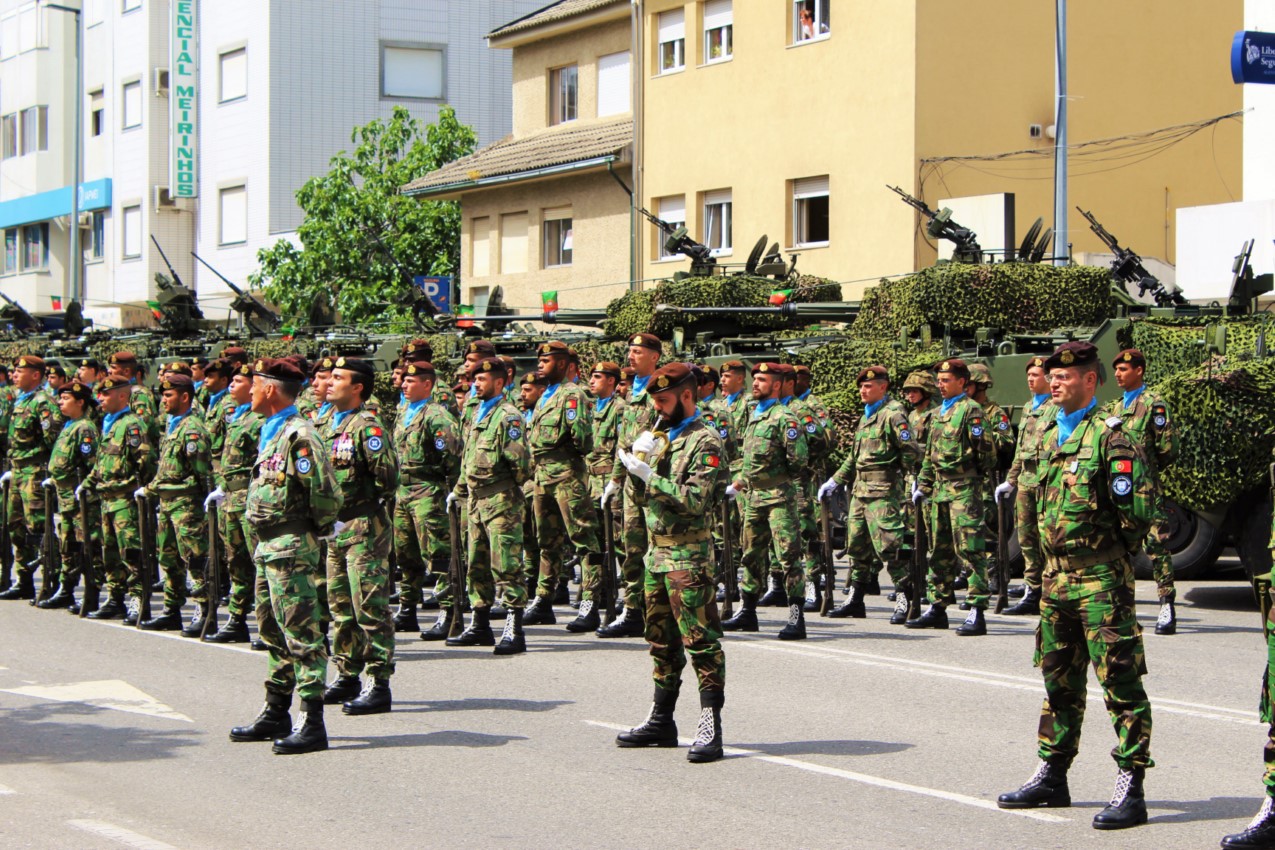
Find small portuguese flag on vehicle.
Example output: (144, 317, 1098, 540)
(456, 304, 475, 328)
(768, 289, 792, 306)
(542, 290, 558, 315)
(50, 295, 63, 311)
(147, 300, 163, 320)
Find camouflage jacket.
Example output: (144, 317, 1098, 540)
(907, 404, 936, 452)
(917, 396, 995, 502)
(980, 398, 1016, 471)
(784, 395, 830, 463)
(195, 384, 211, 412)
(296, 392, 318, 419)
(432, 386, 459, 418)
(129, 384, 160, 443)
(588, 394, 625, 478)
(737, 399, 808, 506)
(309, 401, 335, 439)
(246, 411, 341, 535)
(1100, 388, 1177, 476)
(6, 389, 62, 464)
(204, 391, 237, 477)
(394, 399, 460, 498)
(610, 379, 659, 486)
(85, 409, 156, 499)
(145, 412, 212, 499)
(1007, 397, 1057, 490)
(799, 390, 835, 442)
(218, 404, 263, 494)
(642, 416, 725, 574)
(454, 398, 528, 501)
(723, 391, 751, 440)
(832, 397, 922, 497)
(326, 406, 398, 517)
(1035, 405, 1153, 599)
(699, 401, 738, 469)
(459, 390, 481, 433)
(48, 417, 98, 511)
(529, 383, 592, 484)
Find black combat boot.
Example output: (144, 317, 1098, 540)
(554, 574, 571, 605)
(802, 580, 821, 613)
(446, 606, 495, 646)
(522, 594, 556, 626)
(229, 691, 292, 742)
(888, 589, 911, 625)
(272, 699, 327, 755)
(955, 606, 987, 637)
(123, 596, 141, 626)
(180, 603, 208, 637)
(616, 686, 680, 748)
(865, 572, 881, 596)
(493, 608, 526, 655)
(720, 592, 759, 632)
(596, 604, 644, 638)
(0, 572, 34, 601)
(392, 604, 419, 633)
(343, 678, 392, 715)
(140, 605, 184, 631)
(251, 638, 268, 651)
(565, 599, 600, 633)
(953, 570, 970, 591)
(322, 674, 361, 705)
(757, 574, 786, 607)
(87, 592, 124, 619)
(38, 582, 77, 610)
(205, 614, 251, 643)
(1092, 767, 1147, 830)
(1222, 796, 1275, 848)
(1005, 586, 1041, 616)
(777, 598, 807, 641)
(420, 608, 454, 641)
(1008, 583, 1027, 598)
(687, 690, 725, 763)
(1155, 598, 1176, 636)
(905, 602, 949, 630)
(829, 581, 867, 619)
(997, 760, 1071, 809)
(71, 586, 96, 615)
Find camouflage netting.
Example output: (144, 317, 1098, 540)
(1122, 315, 1274, 385)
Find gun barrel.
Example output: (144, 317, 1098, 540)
(542, 308, 610, 327)
(654, 301, 860, 322)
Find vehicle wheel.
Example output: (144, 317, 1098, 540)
(1237, 494, 1273, 583)
(1130, 549, 1153, 579)
(1160, 499, 1224, 580)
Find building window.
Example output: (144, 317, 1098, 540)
(542, 209, 573, 268)
(470, 217, 490, 277)
(1, 114, 16, 159)
(794, 1, 830, 42)
(550, 64, 577, 125)
(87, 211, 105, 262)
(658, 9, 685, 74)
(21, 222, 48, 271)
(793, 176, 830, 246)
(597, 51, 631, 117)
(85, 0, 104, 26)
(17, 3, 39, 53)
(219, 185, 248, 245)
(703, 0, 732, 63)
(219, 47, 247, 103)
(122, 205, 142, 259)
(122, 80, 142, 129)
(2, 229, 16, 275)
(656, 195, 686, 259)
(381, 44, 445, 100)
(499, 212, 528, 275)
(89, 89, 104, 136)
(123, 0, 142, 13)
(19, 106, 46, 155)
(703, 190, 732, 256)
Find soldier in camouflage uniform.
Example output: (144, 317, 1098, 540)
(997, 356, 1055, 617)
(446, 356, 531, 655)
(718, 360, 751, 584)
(998, 341, 1155, 831)
(0, 356, 63, 601)
(778, 368, 830, 611)
(83, 377, 156, 622)
(138, 375, 213, 635)
(577, 361, 625, 632)
(517, 373, 546, 598)
(456, 340, 498, 432)
(317, 358, 399, 715)
(697, 366, 737, 585)
(37, 381, 101, 613)
(613, 363, 727, 763)
(230, 357, 341, 755)
(398, 339, 459, 418)
(965, 363, 1015, 601)
(721, 362, 809, 639)
(192, 357, 210, 411)
(908, 358, 995, 635)
(1102, 348, 1179, 635)
(107, 351, 160, 447)
(203, 363, 262, 644)
(394, 360, 461, 641)
(819, 365, 922, 623)
(307, 357, 336, 436)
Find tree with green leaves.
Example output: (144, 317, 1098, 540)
(250, 105, 476, 330)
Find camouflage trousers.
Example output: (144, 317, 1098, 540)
(739, 489, 804, 600)
(327, 511, 395, 680)
(796, 473, 821, 582)
(927, 490, 990, 609)
(392, 483, 451, 607)
(586, 474, 623, 602)
(1034, 578, 1153, 770)
(156, 494, 209, 609)
(846, 494, 908, 588)
(1260, 588, 1275, 794)
(55, 491, 102, 586)
(618, 481, 650, 609)
(644, 555, 725, 693)
(533, 471, 600, 599)
(100, 496, 142, 598)
(254, 530, 328, 702)
(220, 489, 255, 619)
(521, 480, 539, 587)
(1015, 486, 1044, 591)
(1145, 496, 1174, 601)
(5, 465, 48, 575)
(466, 488, 527, 611)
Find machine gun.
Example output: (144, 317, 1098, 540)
(1229, 239, 1274, 311)
(1076, 208, 1186, 307)
(150, 236, 204, 335)
(635, 205, 719, 277)
(191, 252, 281, 336)
(888, 185, 984, 264)
(0, 290, 42, 333)
(359, 226, 447, 331)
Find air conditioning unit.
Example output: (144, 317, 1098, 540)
(154, 68, 170, 96)
(77, 212, 93, 228)
(153, 185, 192, 212)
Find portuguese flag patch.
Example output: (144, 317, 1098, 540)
(365, 426, 383, 437)
(702, 453, 720, 468)
(1111, 459, 1133, 474)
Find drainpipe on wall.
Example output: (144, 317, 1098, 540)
(630, 0, 642, 291)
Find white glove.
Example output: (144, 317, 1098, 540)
(631, 431, 657, 456)
(0, 471, 11, 485)
(333, 520, 347, 535)
(446, 491, 458, 512)
(911, 485, 925, 505)
(816, 477, 839, 502)
(617, 448, 652, 484)
(134, 487, 147, 500)
(601, 479, 618, 507)
(725, 483, 739, 501)
(41, 477, 54, 489)
(204, 487, 225, 511)
(74, 483, 86, 500)
(994, 480, 1015, 503)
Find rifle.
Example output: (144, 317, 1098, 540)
(720, 500, 736, 619)
(909, 494, 928, 620)
(76, 482, 96, 618)
(202, 492, 221, 639)
(135, 491, 155, 626)
(447, 498, 466, 638)
(1076, 207, 1186, 307)
(0, 472, 11, 593)
(191, 251, 282, 334)
(38, 481, 57, 603)
(819, 492, 835, 617)
(995, 483, 1011, 614)
(600, 497, 618, 627)
(887, 185, 983, 263)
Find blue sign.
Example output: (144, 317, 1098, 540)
(414, 275, 452, 314)
(0, 178, 113, 230)
(1232, 30, 1275, 85)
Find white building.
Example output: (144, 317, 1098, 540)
(0, 0, 543, 329)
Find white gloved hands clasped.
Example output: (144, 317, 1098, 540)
(204, 487, 225, 511)
(994, 480, 1015, 503)
(600, 480, 618, 507)
(617, 448, 652, 484)
(816, 477, 839, 502)
(446, 491, 458, 512)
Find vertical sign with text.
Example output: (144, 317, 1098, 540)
(169, 0, 198, 197)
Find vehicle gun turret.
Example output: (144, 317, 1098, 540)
(888, 185, 984, 264)
(0, 290, 41, 333)
(191, 251, 281, 335)
(1076, 207, 1186, 307)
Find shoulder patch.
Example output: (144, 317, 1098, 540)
(702, 453, 720, 468)
(898, 428, 911, 442)
(508, 424, 522, 440)
(786, 427, 799, 441)
(367, 434, 384, 452)
(296, 456, 313, 475)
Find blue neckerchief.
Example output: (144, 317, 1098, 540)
(702, 391, 716, 404)
(402, 398, 429, 428)
(752, 398, 778, 419)
(333, 408, 356, 429)
(258, 405, 298, 452)
(631, 375, 651, 397)
(400, 391, 406, 405)
(318, 402, 333, 418)
(781, 394, 794, 405)
(798, 389, 812, 401)
(469, 385, 478, 398)
(522, 409, 533, 424)
(208, 388, 228, 410)
(15, 389, 36, 404)
(537, 382, 561, 410)
(476, 396, 502, 424)
(1122, 386, 1145, 410)
(1032, 393, 1051, 411)
(940, 395, 962, 415)
(863, 399, 885, 420)
(725, 390, 743, 406)
(102, 405, 132, 437)
(166, 410, 190, 434)
(1056, 398, 1098, 446)
(668, 409, 701, 442)
(231, 403, 251, 423)
(595, 395, 613, 414)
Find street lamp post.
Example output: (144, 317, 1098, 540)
(45, 2, 83, 304)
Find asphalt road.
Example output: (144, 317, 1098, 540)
(0, 561, 1268, 850)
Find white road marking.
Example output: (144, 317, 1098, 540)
(731, 637, 1260, 726)
(585, 720, 1069, 823)
(2, 679, 193, 723)
(0, 783, 14, 795)
(96, 622, 259, 655)
(66, 819, 180, 850)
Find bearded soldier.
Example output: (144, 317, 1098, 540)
(965, 363, 1015, 601)
(106, 351, 159, 446)
(517, 373, 547, 601)
(576, 361, 625, 632)
(38, 381, 101, 613)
